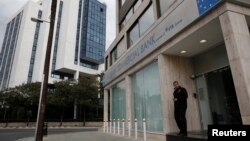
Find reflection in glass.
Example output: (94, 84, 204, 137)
(159, 0, 175, 15)
(132, 61, 163, 132)
(139, 5, 154, 36)
(112, 80, 126, 122)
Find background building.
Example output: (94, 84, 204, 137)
(104, 0, 250, 140)
(0, 0, 106, 90)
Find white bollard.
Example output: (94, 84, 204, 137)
(135, 119, 138, 140)
(103, 121, 106, 133)
(117, 119, 120, 135)
(143, 118, 146, 141)
(113, 119, 116, 134)
(122, 119, 125, 136)
(128, 119, 131, 138)
(109, 120, 112, 133)
(106, 121, 109, 133)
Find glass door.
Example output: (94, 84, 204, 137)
(195, 75, 213, 130)
(195, 66, 242, 130)
(205, 67, 242, 125)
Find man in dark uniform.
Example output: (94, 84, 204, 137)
(173, 81, 188, 136)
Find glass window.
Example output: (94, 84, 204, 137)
(128, 5, 154, 47)
(128, 23, 139, 47)
(126, 8, 133, 22)
(116, 37, 126, 59)
(132, 61, 163, 132)
(134, 0, 142, 12)
(159, 0, 175, 15)
(111, 47, 117, 65)
(120, 0, 126, 6)
(112, 80, 126, 120)
(105, 56, 108, 70)
(139, 5, 154, 36)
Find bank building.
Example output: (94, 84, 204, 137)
(103, 0, 250, 140)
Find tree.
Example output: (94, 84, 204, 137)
(49, 80, 73, 126)
(0, 82, 41, 124)
(72, 76, 99, 124)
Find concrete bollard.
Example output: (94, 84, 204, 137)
(122, 119, 125, 136)
(103, 121, 106, 133)
(128, 119, 131, 138)
(109, 120, 112, 133)
(135, 119, 138, 140)
(113, 119, 116, 134)
(143, 118, 146, 141)
(106, 121, 108, 133)
(117, 119, 120, 135)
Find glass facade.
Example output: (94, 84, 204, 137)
(112, 80, 126, 120)
(159, 0, 175, 15)
(132, 61, 163, 132)
(110, 37, 126, 65)
(75, 0, 83, 64)
(121, 0, 126, 6)
(0, 11, 23, 90)
(28, 10, 42, 83)
(120, 0, 142, 31)
(75, 0, 106, 69)
(128, 4, 154, 47)
(51, 1, 63, 78)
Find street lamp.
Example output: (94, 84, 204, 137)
(31, 17, 50, 23)
(32, 0, 57, 141)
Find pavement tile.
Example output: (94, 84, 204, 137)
(16, 131, 157, 141)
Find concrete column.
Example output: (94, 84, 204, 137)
(125, 76, 132, 121)
(73, 71, 79, 119)
(104, 89, 109, 122)
(158, 54, 201, 134)
(152, 0, 160, 20)
(116, 0, 120, 35)
(219, 11, 250, 124)
(110, 88, 113, 121)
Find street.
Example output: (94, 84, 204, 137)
(0, 127, 97, 141)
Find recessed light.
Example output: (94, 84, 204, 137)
(180, 50, 187, 54)
(200, 39, 207, 43)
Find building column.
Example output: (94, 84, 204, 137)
(219, 11, 250, 124)
(158, 54, 201, 134)
(104, 89, 109, 122)
(116, 0, 120, 35)
(152, 0, 160, 19)
(109, 88, 113, 121)
(73, 71, 79, 119)
(125, 75, 132, 122)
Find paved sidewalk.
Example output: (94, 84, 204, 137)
(16, 131, 156, 141)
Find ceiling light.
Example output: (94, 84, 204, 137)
(180, 50, 187, 54)
(200, 39, 207, 43)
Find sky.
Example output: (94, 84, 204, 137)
(0, 0, 116, 50)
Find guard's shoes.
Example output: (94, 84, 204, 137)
(177, 132, 187, 136)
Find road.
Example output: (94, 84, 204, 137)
(0, 127, 98, 141)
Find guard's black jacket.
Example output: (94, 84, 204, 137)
(173, 87, 188, 107)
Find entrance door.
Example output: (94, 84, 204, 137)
(205, 67, 242, 125)
(195, 75, 213, 130)
(195, 66, 242, 130)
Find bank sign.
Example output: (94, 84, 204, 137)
(103, 0, 221, 86)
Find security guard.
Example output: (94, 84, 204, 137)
(173, 81, 188, 136)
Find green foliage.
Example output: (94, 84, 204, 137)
(0, 82, 41, 121)
(0, 75, 103, 122)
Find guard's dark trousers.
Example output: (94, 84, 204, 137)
(174, 105, 187, 134)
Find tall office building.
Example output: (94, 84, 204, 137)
(104, 0, 250, 140)
(0, 0, 106, 90)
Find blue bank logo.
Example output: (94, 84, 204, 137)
(197, 0, 221, 16)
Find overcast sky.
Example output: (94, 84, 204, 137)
(0, 0, 116, 50)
